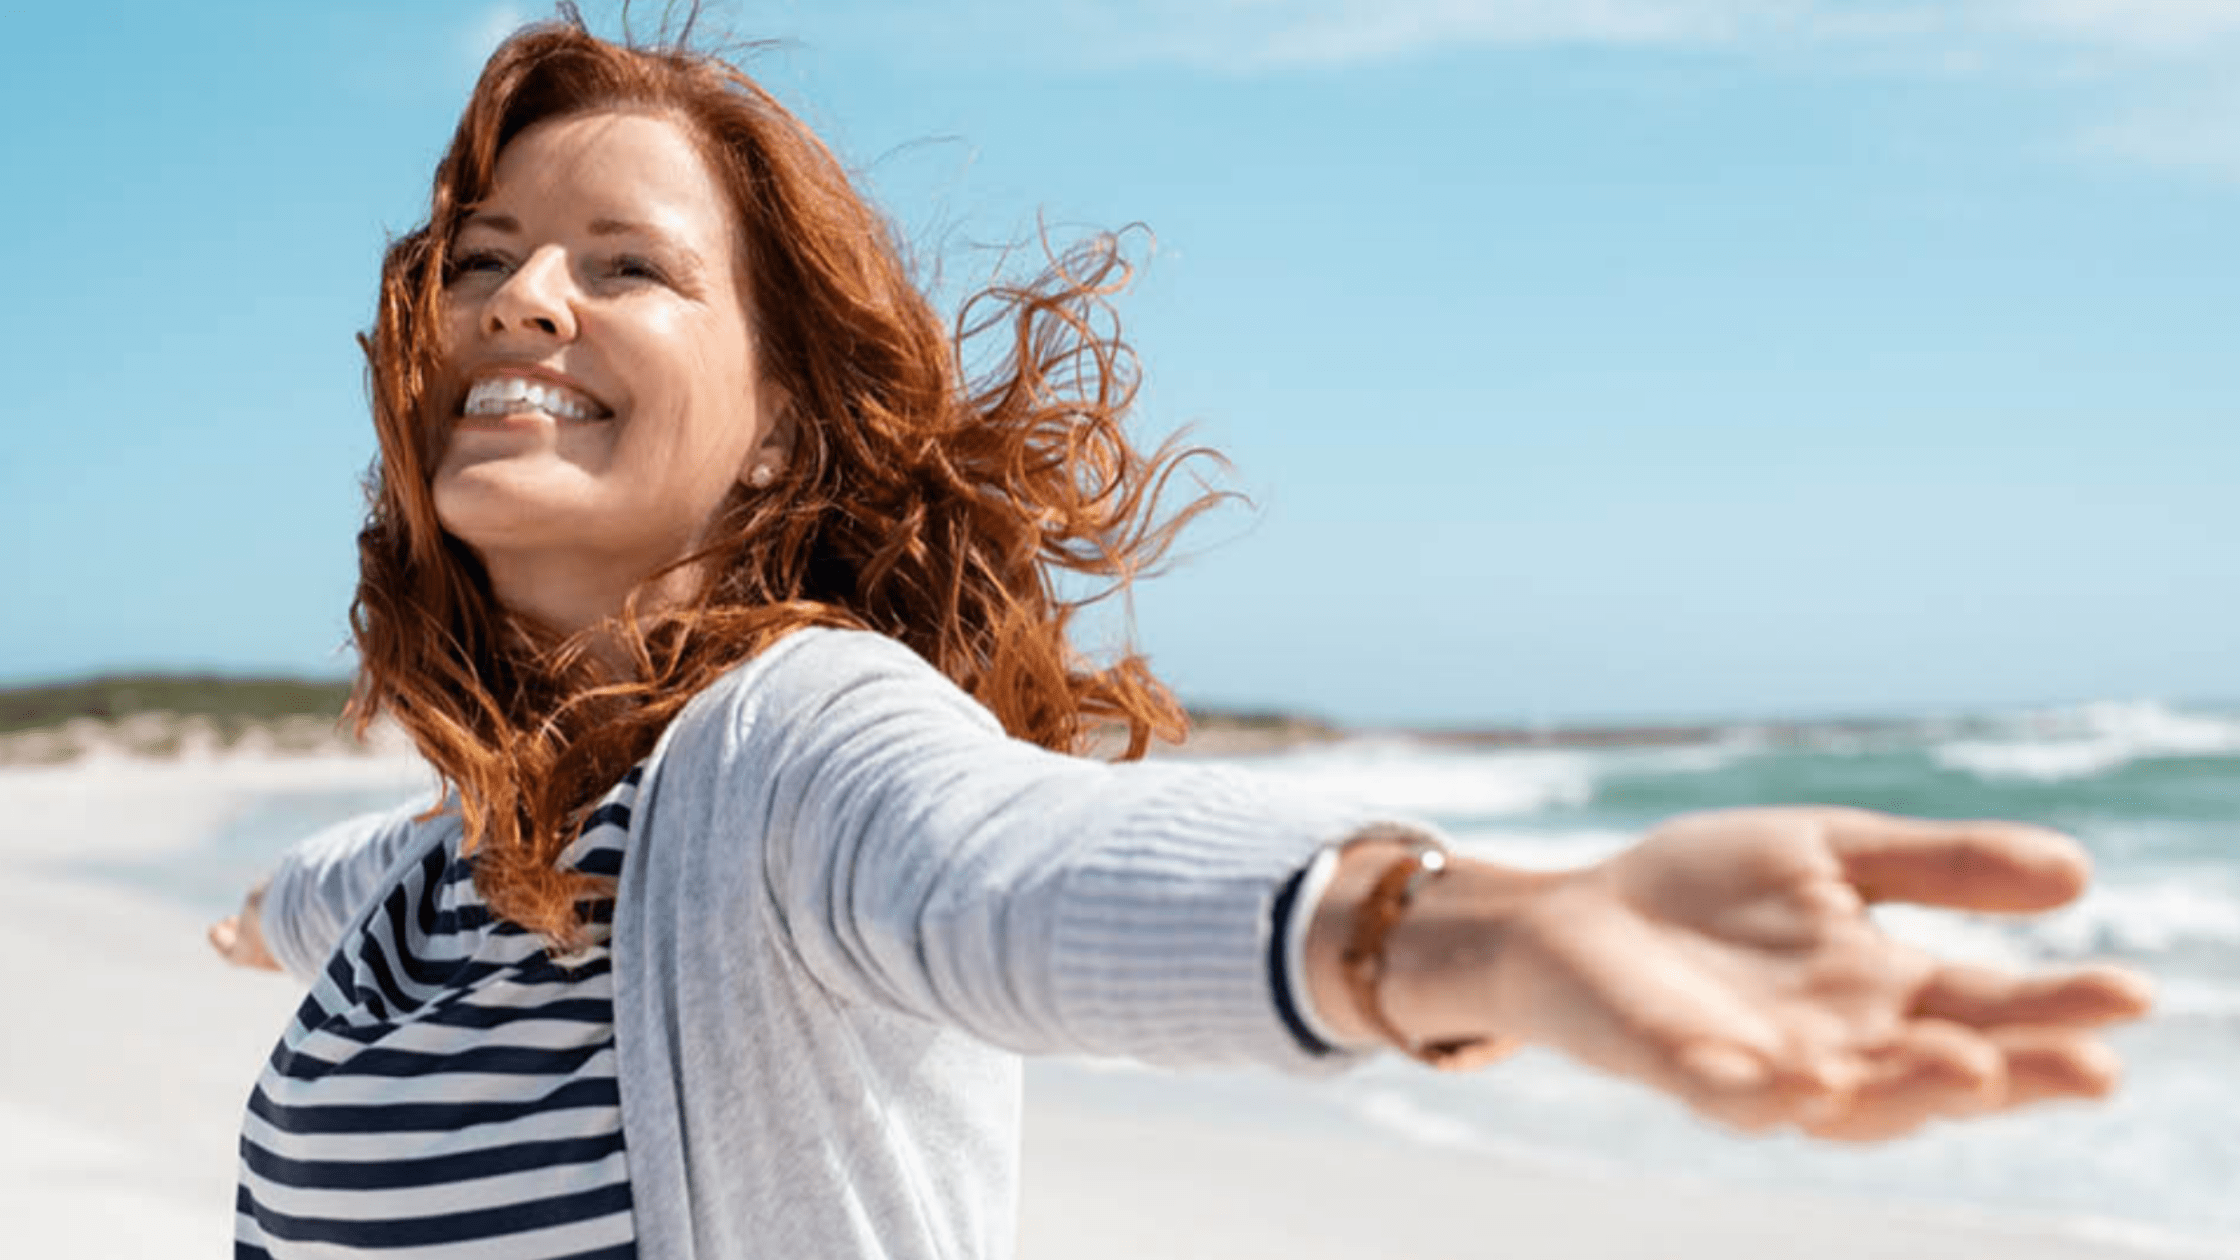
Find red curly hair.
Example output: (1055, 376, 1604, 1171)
(348, 10, 1226, 946)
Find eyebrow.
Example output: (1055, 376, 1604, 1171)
(458, 211, 706, 271)
(588, 216, 661, 239)
(590, 218, 708, 272)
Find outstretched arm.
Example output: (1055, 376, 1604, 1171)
(1305, 807, 2151, 1139)
(208, 878, 282, 972)
(207, 798, 445, 982)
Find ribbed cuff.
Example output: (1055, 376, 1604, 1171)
(1270, 845, 1347, 1057)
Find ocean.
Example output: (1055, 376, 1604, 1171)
(1225, 698, 2240, 1255)
(142, 697, 2238, 1255)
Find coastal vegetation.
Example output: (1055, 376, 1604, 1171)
(0, 672, 1942, 765)
(0, 674, 363, 764)
(0, 674, 355, 737)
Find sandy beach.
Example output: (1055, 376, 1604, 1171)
(2, 751, 2224, 1259)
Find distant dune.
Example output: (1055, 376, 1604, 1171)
(0, 672, 1960, 767)
(0, 674, 392, 766)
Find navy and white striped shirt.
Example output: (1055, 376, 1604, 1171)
(236, 768, 644, 1260)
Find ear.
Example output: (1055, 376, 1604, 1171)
(737, 380, 798, 488)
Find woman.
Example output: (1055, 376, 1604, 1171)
(208, 13, 2150, 1260)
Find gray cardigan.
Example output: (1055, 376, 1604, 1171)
(258, 628, 1391, 1259)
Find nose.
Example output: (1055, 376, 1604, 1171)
(482, 246, 577, 342)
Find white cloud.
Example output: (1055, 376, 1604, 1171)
(464, 3, 530, 62)
(1245, 0, 1811, 65)
(1131, 0, 2240, 180)
(1994, 0, 2240, 53)
(2078, 83, 2240, 178)
(819, 0, 2240, 177)
(1034, 0, 1847, 68)
(985, 0, 2240, 67)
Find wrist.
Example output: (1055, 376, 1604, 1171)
(1378, 854, 1560, 1050)
(1301, 830, 1423, 1049)
(239, 878, 282, 972)
(1302, 829, 1561, 1058)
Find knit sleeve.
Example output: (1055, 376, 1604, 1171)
(729, 629, 1408, 1072)
(257, 798, 445, 984)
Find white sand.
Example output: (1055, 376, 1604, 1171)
(1016, 1060, 2230, 1259)
(1, 753, 2220, 1259)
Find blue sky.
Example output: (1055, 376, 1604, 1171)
(3, 0, 2234, 724)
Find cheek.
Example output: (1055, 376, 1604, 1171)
(631, 320, 764, 471)
(434, 302, 477, 376)
(614, 413, 751, 518)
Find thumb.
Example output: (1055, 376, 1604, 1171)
(1822, 810, 2090, 911)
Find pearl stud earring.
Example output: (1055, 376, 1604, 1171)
(749, 465, 775, 489)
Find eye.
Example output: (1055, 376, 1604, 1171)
(444, 248, 514, 284)
(606, 253, 670, 285)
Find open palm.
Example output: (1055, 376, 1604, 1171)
(1486, 807, 2150, 1138)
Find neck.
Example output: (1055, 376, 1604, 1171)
(479, 549, 701, 677)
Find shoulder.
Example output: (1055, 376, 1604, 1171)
(676, 627, 1001, 748)
(637, 628, 1006, 795)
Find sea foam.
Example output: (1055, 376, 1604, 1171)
(1229, 739, 1598, 819)
(1934, 700, 2240, 783)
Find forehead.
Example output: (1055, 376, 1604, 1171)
(472, 110, 737, 252)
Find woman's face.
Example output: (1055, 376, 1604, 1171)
(432, 109, 786, 620)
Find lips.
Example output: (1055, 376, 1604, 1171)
(458, 369, 614, 422)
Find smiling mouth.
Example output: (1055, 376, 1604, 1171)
(460, 375, 613, 422)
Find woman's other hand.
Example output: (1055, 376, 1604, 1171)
(1317, 808, 2154, 1140)
(208, 880, 283, 972)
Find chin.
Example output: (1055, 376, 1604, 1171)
(432, 465, 573, 553)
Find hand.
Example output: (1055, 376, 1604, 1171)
(208, 880, 283, 973)
(1380, 807, 2151, 1139)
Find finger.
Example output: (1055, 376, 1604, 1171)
(209, 917, 239, 958)
(1914, 963, 2154, 1030)
(1821, 811, 2090, 911)
(1800, 1020, 2005, 1143)
(1990, 1028, 2124, 1108)
(1676, 1043, 1775, 1095)
(1684, 1046, 1865, 1136)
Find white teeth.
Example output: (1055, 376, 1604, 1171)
(462, 374, 601, 420)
